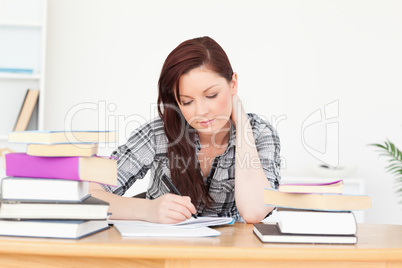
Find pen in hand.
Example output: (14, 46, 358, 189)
(161, 175, 198, 219)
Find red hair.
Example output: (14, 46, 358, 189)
(157, 36, 234, 207)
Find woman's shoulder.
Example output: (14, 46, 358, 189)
(130, 117, 164, 134)
(126, 117, 167, 143)
(246, 113, 280, 139)
(246, 113, 273, 129)
(147, 117, 166, 135)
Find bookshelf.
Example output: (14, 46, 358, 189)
(0, 0, 47, 177)
(0, 0, 47, 141)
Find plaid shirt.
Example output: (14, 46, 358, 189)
(102, 113, 281, 221)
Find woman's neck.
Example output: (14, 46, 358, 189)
(198, 123, 231, 150)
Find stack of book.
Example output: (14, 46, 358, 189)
(0, 130, 117, 239)
(254, 179, 372, 244)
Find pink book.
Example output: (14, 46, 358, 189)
(5, 153, 117, 186)
(277, 179, 343, 194)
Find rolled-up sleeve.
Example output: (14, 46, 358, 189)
(250, 114, 281, 189)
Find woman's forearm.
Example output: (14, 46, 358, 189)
(234, 98, 274, 223)
(89, 183, 151, 220)
(89, 183, 196, 223)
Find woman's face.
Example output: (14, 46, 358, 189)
(177, 66, 237, 137)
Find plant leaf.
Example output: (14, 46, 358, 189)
(370, 139, 402, 205)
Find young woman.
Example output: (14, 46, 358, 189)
(89, 36, 281, 224)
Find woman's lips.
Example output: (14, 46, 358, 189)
(200, 119, 215, 127)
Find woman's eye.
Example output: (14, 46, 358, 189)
(182, 100, 193, 106)
(207, 93, 218, 99)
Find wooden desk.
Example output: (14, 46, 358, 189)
(0, 223, 401, 267)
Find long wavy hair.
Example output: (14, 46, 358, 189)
(157, 36, 234, 208)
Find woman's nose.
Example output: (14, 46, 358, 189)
(195, 100, 209, 116)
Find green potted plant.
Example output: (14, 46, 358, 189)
(370, 140, 402, 204)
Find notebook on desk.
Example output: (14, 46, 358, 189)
(109, 216, 234, 228)
(111, 216, 234, 237)
(115, 225, 221, 237)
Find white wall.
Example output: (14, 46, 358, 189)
(45, 0, 402, 224)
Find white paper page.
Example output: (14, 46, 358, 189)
(109, 216, 234, 229)
(115, 225, 221, 237)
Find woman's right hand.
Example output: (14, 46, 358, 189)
(144, 194, 197, 224)
(89, 183, 196, 223)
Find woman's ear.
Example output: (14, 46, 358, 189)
(231, 72, 238, 96)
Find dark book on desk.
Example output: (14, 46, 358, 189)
(5, 153, 117, 186)
(0, 219, 109, 239)
(276, 208, 357, 235)
(253, 223, 357, 244)
(0, 196, 109, 220)
(13, 89, 39, 132)
(1, 177, 90, 202)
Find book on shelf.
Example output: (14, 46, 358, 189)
(13, 89, 39, 132)
(263, 188, 371, 211)
(0, 196, 109, 220)
(0, 219, 109, 239)
(253, 223, 357, 244)
(1, 177, 89, 202)
(276, 208, 357, 235)
(26, 142, 98, 157)
(8, 130, 117, 144)
(0, 68, 34, 74)
(5, 153, 117, 186)
(278, 179, 343, 194)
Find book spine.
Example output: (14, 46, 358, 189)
(5, 153, 81, 181)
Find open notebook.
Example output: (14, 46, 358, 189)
(110, 217, 234, 237)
